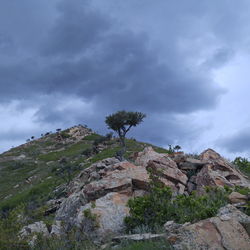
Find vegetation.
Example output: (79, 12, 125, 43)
(0, 125, 171, 247)
(33, 234, 172, 250)
(0, 205, 29, 249)
(125, 185, 229, 232)
(105, 111, 146, 160)
(233, 156, 250, 178)
(233, 185, 250, 216)
(3, 124, 249, 248)
(125, 169, 230, 232)
(115, 239, 172, 250)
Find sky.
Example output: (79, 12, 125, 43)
(0, 0, 250, 158)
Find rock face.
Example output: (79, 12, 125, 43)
(134, 147, 166, 167)
(46, 147, 250, 244)
(76, 192, 130, 240)
(147, 156, 188, 194)
(168, 205, 250, 250)
(20, 221, 49, 238)
(195, 149, 250, 193)
(228, 192, 248, 204)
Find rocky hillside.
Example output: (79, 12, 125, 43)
(0, 126, 250, 249)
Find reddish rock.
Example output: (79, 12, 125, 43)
(228, 192, 248, 204)
(77, 192, 130, 240)
(195, 149, 250, 192)
(147, 156, 188, 186)
(134, 147, 167, 167)
(171, 206, 250, 249)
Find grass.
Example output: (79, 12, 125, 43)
(83, 133, 103, 141)
(38, 142, 91, 162)
(116, 239, 172, 250)
(0, 178, 61, 213)
(89, 146, 121, 164)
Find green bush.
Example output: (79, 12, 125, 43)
(0, 205, 29, 249)
(233, 186, 250, 216)
(233, 157, 250, 178)
(82, 148, 93, 157)
(125, 185, 229, 232)
(60, 131, 71, 139)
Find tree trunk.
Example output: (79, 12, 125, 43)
(116, 135, 126, 161)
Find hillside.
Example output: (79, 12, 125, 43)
(0, 125, 168, 211)
(0, 125, 250, 249)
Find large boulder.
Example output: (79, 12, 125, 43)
(168, 205, 250, 250)
(178, 158, 207, 171)
(195, 149, 250, 193)
(55, 192, 87, 225)
(68, 157, 120, 193)
(134, 147, 167, 167)
(83, 161, 150, 201)
(146, 156, 188, 194)
(20, 221, 49, 238)
(76, 192, 130, 241)
(228, 192, 248, 204)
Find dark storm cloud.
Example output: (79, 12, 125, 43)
(218, 129, 250, 153)
(0, 0, 223, 108)
(203, 48, 235, 69)
(41, 0, 110, 57)
(2, 0, 249, 149)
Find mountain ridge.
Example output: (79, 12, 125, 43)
(0, 125, 250, 249)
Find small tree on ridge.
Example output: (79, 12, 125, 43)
(105, 110, 146, 160)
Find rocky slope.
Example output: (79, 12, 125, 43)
(21, 147, 250, 249)
(1, 126, 250, 249)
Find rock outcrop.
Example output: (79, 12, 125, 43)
(31, 147, 249, 245)
(20, 221, 49, 239)
(195, 149, 250, 193)
(168, 205, 250, 250)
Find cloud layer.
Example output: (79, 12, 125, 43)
(0, 0, 250, 153)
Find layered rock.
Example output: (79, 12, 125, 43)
(44, 147, 250, 242)
(147, 156, 188, 194)
(134, 147, 166, 167)
(195, 149, 250, 193)
(20, 221, 49, 238)
(167, 205, 250, 250)
(76, 192, 130, 240)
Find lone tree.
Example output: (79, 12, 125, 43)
(105, 110, 146, 160)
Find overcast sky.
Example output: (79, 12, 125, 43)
(1, 0, 250, 158)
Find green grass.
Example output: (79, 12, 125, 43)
(116, 239, 172, 250)
(38, 142, 91, 162)
(83, 134, 103, 141)
(0, 161, 39, 200)
(0, 178, 61, 213)
(89, 147, 121, 164)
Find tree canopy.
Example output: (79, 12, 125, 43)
(105, 110, 146, 159)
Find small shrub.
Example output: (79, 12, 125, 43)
(233, 186, 250, 216)
(125, 185, 229, 232)
(83, 209, 99, 228)
(82, 148, 93, 157)
(93, 136, 106, 146)
(0, 204, 29, 249)
(105, 132, 113, 140)
(60, 131, 71, 139)
(233, 157, 250, 178)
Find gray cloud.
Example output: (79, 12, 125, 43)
(218, 129, 250, 153)
(1, 0, 249, 151)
